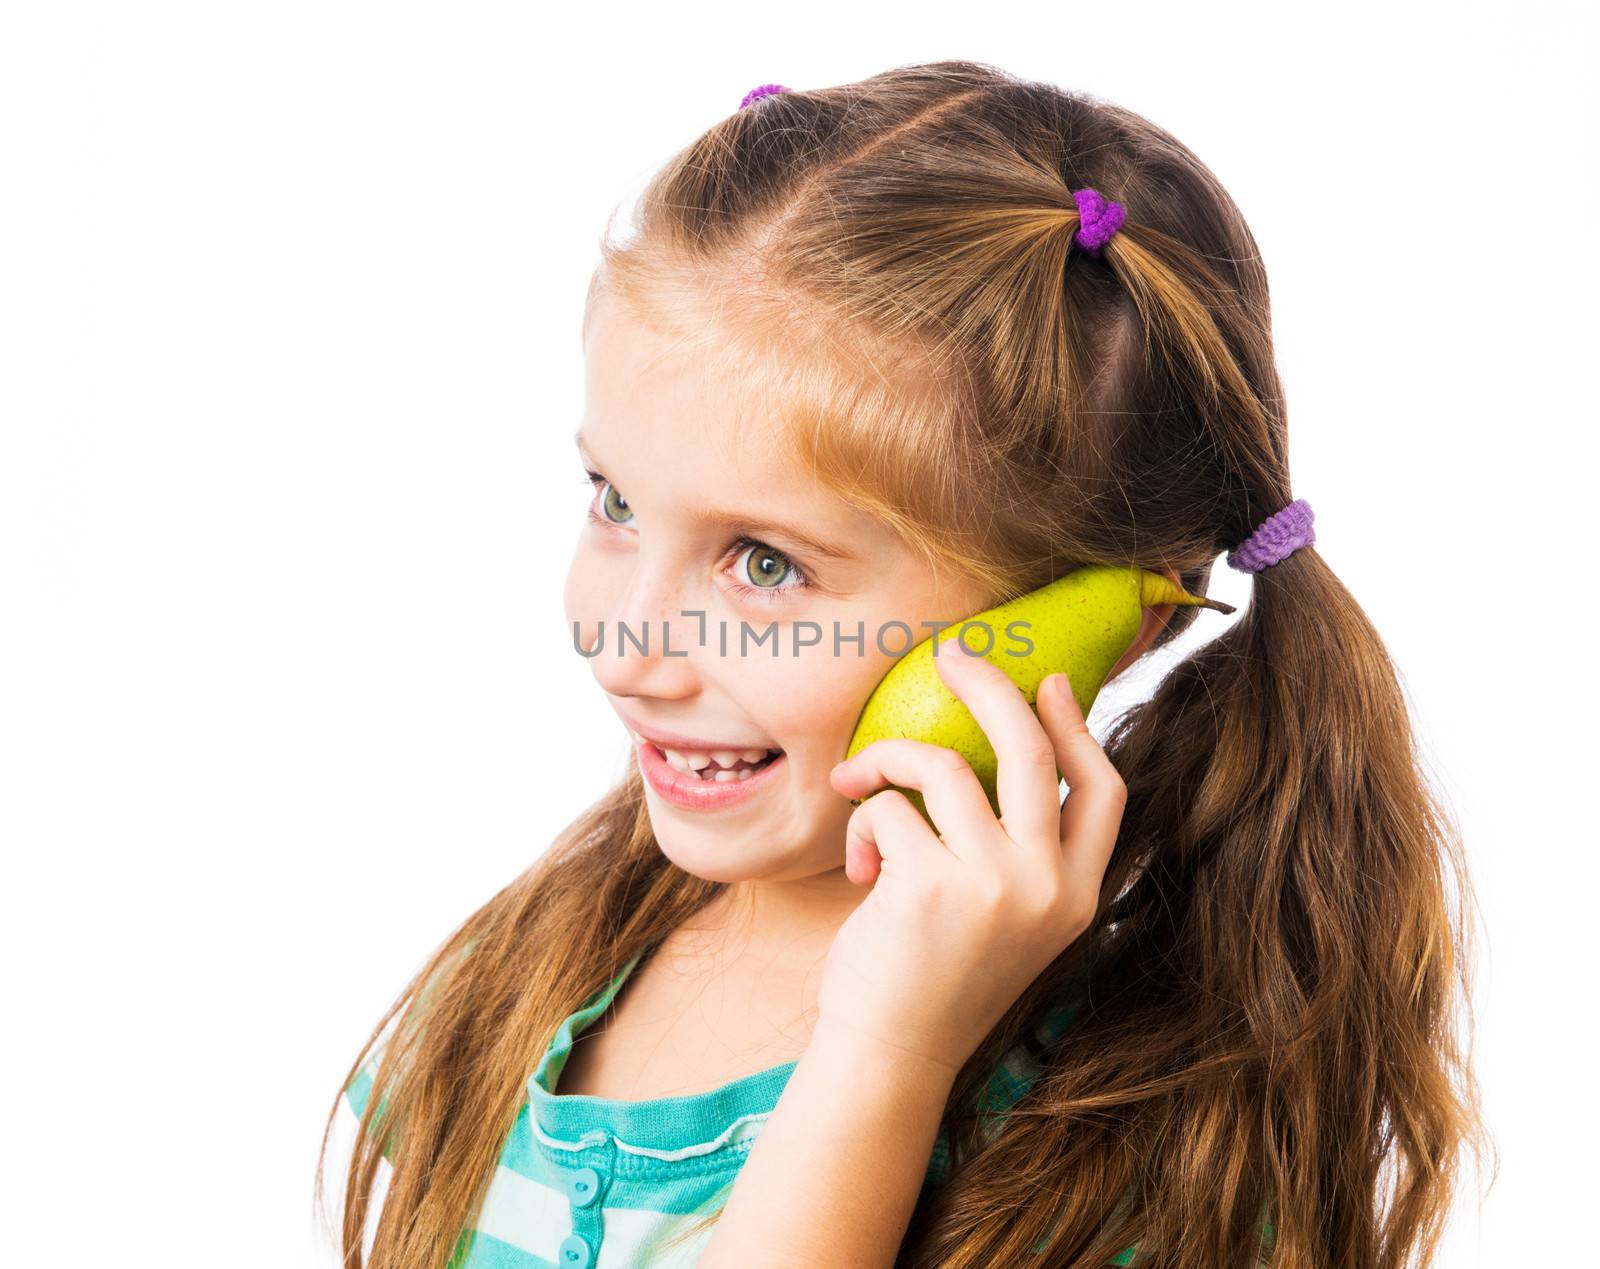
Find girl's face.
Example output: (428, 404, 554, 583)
(564, 290, 993, 886)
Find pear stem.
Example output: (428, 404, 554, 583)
(1139, 569, 1238, 617)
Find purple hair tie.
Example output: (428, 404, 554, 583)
(739, 84, 792, 110)
(1226, 499, 1316, 573)
(1071, 186, 1126, 257)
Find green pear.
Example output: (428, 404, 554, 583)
(843, 565, 1235, 825)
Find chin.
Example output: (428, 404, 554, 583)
(647, 808, 837, 885)
(650, 822, 787, 884)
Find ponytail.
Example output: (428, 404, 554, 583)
(1083, 544, 1489, 1265)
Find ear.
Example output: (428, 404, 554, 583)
(1105, 565, 1181, 683)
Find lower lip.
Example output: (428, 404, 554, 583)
(636, 740, 787, 811)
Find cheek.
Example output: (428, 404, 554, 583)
(751, 641, 900, 762)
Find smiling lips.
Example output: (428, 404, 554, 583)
(615, 709, 788, 808)
(629, 730, 788, 810)
(615, 711, 783, 775)
(627, 730, 780, 780)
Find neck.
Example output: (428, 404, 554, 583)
(680, 866, 867, 974)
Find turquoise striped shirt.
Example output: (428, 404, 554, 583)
(345, 948, 1132, 1267)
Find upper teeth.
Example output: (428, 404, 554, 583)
(629, 731, 779, 781)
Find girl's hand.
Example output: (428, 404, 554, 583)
(820, 649, 1126, 1074)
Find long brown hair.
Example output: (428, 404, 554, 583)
(316, 60, 1493, 1267)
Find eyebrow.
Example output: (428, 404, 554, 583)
(574, 427, 856, 562)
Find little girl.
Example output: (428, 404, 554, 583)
(320, 60, 1487, 1268)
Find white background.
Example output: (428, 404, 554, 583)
(3, 2, 1594, 1265)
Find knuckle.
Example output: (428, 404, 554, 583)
(1029, 872, 1091, 931)
(1021, 876, 1064, 923)
(1063, 895, 1099, 937)
(1017, 735, 1059, 770)
(918, 868, 957, 908)
(969, 871, 1008, 912)
(935, 748, 976, 780)
(885, 789, 924, 822)
(1095, 767, 1128, 802)
(857, 788, 909, 825)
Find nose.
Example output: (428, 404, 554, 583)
(579, 570, 703, 705)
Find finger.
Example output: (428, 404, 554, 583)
(932, 640, 1061, 849)
(843, 788, 948, 887)
(832, 737, 1003, 860)
(1037, 671, 1127, 892)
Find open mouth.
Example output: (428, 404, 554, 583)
(652, 736, 784, 777)
(645, 741, 784, 783)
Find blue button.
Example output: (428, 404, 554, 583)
(558, 1233, 592, 1267)
(565, 1165, 601, 1208)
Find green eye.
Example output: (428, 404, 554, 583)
(600, 481, 632, 524)
(740, 543, 795, 588)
